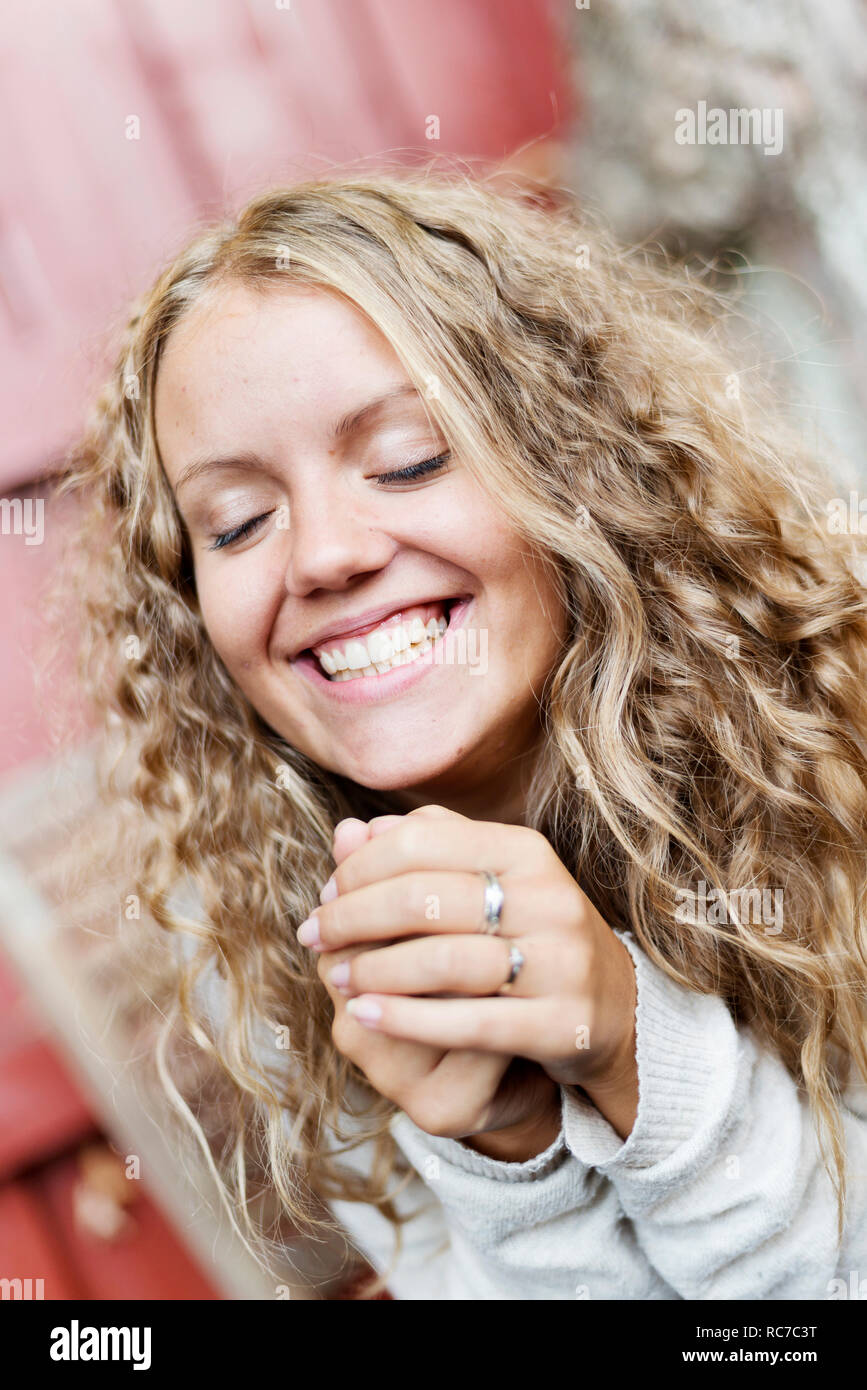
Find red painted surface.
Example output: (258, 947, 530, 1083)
(0, 953, 95, 1182)
(0, 1163, 221, 1301)
(0, 1036, 96, 1185)
(0, 950, 221, 1299)
(37, 1155, 219, 1301)
(0, 1182, 86, 1299)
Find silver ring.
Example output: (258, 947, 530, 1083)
(480, 870, 504, 935)
(499, 944, 525, 993)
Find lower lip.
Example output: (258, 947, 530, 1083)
(290, 598, 474, 705)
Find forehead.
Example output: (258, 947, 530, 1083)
(154, 281, 413, 470)
(158, 280, 399, 389)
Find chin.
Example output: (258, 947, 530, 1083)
(335, 749, 466, 796)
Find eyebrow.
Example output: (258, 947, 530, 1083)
(173, 383, 424, 493)
(333, 382, 420, 440)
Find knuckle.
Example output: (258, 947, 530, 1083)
(524, 825, 555, 866)
(405, 1094, 451, 1137)
(383, 1076, 411, 1112)
(427, 936, 459, 981)
(573, 927, 594, 973)
(332, 861, 356, 897)
(398, 818, 427, 859)
(365, 1062, 417, 1115)
(408, 1086, 482, 1138)
(322, 898, 349, 946)
(389, 872, 432, 926)
(562, 941, 589, 997)
(390, 874, 422, 923)
(459, 1014, 487, 1050)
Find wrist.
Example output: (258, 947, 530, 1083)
(577, 1011, 639, 1140)
(572, 931, 638, 1138)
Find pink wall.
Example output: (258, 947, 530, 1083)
(0, 0, 573, 492)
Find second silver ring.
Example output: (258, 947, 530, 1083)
(499, 943, 525, 993)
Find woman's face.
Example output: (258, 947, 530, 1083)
(154, 281, 567, 814)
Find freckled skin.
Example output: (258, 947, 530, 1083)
(155, 283, 567, 821)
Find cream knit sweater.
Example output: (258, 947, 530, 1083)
(322, 930, 867, 1299)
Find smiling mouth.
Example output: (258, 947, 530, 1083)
(305, 598, 463, 682)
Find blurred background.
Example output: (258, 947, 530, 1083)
(0, 0, 864, 1300)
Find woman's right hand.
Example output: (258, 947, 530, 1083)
(317, 814, 562, 1156)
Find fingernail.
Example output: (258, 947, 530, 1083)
(329, 962, 350, 989)
(297, 915, 321, 947)
(319, 875, 338, 903)
(346, 997, 381, 1024)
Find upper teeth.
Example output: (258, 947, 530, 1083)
(317, 615, 447, 677)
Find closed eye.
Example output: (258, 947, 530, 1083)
(209, 511, 273, 551)
(374, 452, 451, 485)
(207, 451, 450, 549)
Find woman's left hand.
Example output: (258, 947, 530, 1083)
(300, 805, 639, 1132)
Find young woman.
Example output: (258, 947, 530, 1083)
(63, 169, 867, 1299)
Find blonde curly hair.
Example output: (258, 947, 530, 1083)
(58, 164, 867, 1282)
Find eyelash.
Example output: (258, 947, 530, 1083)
(374, 450, 451, 487)
(208, 452, 450, 551)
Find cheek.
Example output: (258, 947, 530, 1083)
(489, 548, 566, 671)
(438, 487, 563, 651)
(196, 562, 275, 675)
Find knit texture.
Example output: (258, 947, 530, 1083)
(327, 930, 867, 1299)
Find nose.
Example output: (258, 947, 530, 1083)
(282, 487, 397, 596)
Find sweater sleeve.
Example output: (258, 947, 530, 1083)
(324, 1076, 672, 1300)
(563, 929, 867, 1299)
(328, 1103, 671, 1299)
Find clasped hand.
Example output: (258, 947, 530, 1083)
(298, 805, 638, 1146)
